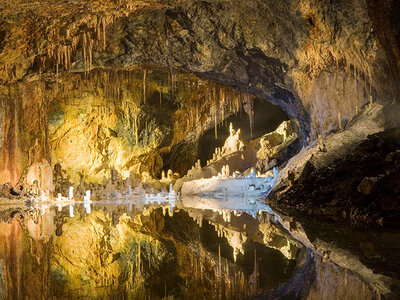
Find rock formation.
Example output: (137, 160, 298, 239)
(0, 0, 398, 193)
(221, 123, 245, 156)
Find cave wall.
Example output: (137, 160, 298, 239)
(0, 83, 49, 186)
(0, 69, 257, 185)
(0, 0, 399, 185)
(120, 0, 393, 138)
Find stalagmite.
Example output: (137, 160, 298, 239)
(69, 187, 74, 201)
(167, 169, 173, 181)
(143, 69, 146, 104)
(84, 190, 91, 202)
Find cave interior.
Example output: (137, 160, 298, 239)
(0, 0, 400, 299)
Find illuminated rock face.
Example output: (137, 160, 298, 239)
(257, 121, 298, 160)
(0, 70, 255, 186)
(26, 160, 54, 192)
(0, 0, 400, 186)
(255, 120, 299, 172)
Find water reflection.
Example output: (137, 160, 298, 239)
(0, 196, 298, 299)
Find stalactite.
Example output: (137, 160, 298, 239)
(368, 66, 373, 104)
(221, 86, 225, 126)
(243, 93, 254, 137)
(82, 33, 87, 74)
(218, 244, 221, 279)
(55, 63, 59, 93)
(170, 68, 175, 101)
(354, 67, 358, 115)
(143, 69, 146, 104)
(214, 103, 218, 139)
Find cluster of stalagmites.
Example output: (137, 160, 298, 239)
(0, 119, 297, 201)
(0, 162, 177, 201)
(184, 121, 298, 181)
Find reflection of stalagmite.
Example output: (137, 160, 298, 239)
(128, 185, 132, 197)
(69, 204, 74, 217)
(249, 249, 259, 295)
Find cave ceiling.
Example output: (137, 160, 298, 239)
(1, 0, 399, 136)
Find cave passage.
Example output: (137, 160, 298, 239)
(197, 99, 289, 166)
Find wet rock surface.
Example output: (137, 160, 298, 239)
(266, 127, 400, 298)
(271, 128, 400, 228)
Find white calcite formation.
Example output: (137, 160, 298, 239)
(69, 204, 74, 218)
(69, 186, 74, 201)
(181, 167, 279, 197)
(206, 124, 246, 166)
(141, 184, 179, 217)
(221, 123, 245, 156)
(215, 165, 231, 179)
(83, 190, 91, 214)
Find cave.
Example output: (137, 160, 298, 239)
(0, 0, 400, 299)
(197, 99, 289, 167)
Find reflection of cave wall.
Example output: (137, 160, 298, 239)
(0, 206, 298, 299)
(197, 99, 288, 165)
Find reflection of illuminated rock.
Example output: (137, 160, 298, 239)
(181, 196, 301, 260)
(259, 222, 300, 259)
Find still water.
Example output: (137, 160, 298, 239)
(0, 197, 300, 299)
